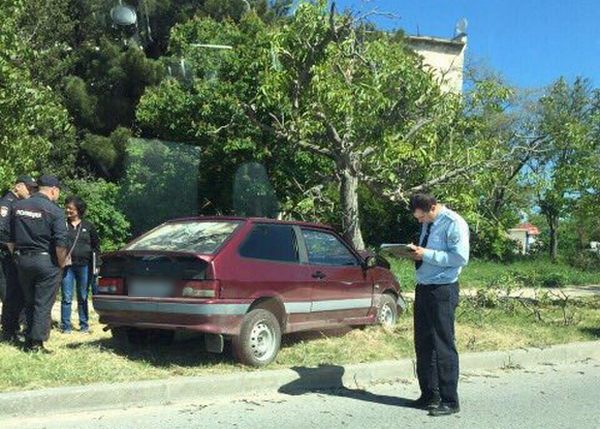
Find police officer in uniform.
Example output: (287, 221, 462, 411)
(8, 175, 68, 352)
(0, 175, 37, 342)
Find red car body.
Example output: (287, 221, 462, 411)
(93, 217, 403, 364)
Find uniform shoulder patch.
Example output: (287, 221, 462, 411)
(0, 206, 8, 217)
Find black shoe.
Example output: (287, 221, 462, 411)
(0, 331, 19, 344)
(25, 340, 53, 354)
(411, 395, 441, 410)
(428, 404, 460, 416)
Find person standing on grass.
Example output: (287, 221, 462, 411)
(9, 175, 68, 353)
(0, 175, 37, 343)
(407, 193, 469, 417)
(60, 195, 100, 334)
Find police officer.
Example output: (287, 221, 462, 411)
(9, 175, 68, 352)
(407, 193, 469, 417)
(0, 175, 37, 342)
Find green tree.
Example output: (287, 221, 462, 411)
(527, 77, 600, 260)
(0, 0, 74, 189)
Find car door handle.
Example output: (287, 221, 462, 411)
(312, 271, 326, 279)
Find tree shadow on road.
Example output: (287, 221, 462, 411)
(278, 365, 417, 409)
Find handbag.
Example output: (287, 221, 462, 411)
(64, 223, 83, 267)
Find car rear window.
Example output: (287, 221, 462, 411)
(125, 221, 241, 254)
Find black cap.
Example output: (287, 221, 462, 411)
(15, 175, 37, 188)
(37, 175, 62, 189)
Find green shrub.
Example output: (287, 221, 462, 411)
(540, 272, 568, 288)
(567, 251, 600, 272)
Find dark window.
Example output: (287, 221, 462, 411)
(239, 224, 298, 263)
(302, 229, 359, 266)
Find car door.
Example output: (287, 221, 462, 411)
(299, 228, 373, 322)
(229, 223, 312, 327)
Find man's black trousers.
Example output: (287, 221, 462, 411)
(414, 282, 460, 407)
(15, 254, 61, 342)
(0, 254, 25, 335)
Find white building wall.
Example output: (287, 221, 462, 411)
(406, 35, 467, 94)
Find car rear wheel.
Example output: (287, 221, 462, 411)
(232, 309, 281, 367)
(377, 294, 398, 328)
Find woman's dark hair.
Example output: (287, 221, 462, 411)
(65, 195, 87, 217)
(409, 193, 437, 212)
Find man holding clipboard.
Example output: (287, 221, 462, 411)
(386, 193, 469, 417)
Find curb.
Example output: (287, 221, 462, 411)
(0, 341, 598, 418)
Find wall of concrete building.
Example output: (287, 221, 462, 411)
(406, 35, 467, 94)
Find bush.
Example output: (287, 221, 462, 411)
(471, 222, 519, 262)
(567, 251, 600, 272)
(540, 272, 568, 288)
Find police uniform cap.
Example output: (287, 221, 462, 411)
(37, 175, 62, 189)
(16, 175, 37, 187)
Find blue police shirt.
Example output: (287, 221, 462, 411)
(416, 206, 470, 285)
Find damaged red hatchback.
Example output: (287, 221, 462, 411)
(93, 217, 405, 367)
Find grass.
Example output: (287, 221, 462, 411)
(1, 296, 599, 392)
(388, 256, 600, 291)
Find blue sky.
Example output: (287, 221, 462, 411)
(334, 0, 600, 89)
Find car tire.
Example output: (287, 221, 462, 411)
(377, 294, 398, 328)
(232, 309, 281, 367)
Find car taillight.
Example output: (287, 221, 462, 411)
(179, 280, 220, 299)
(97, 277, 124, 294)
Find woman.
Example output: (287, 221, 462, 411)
(60, 196, 100, 333)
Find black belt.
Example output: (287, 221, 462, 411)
(15, 250, 50, 256)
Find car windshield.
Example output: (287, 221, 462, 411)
(125, 221, 241, 254)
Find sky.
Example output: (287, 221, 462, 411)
(334, 0, 600, 89)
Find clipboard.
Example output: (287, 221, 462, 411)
(380, 243, 416, 258)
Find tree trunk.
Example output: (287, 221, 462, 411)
(340, 168, 365, 250)
(548, 216, 559, 261)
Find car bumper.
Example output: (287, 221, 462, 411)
(93, 296, 249, 335)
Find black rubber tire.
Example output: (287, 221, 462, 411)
(232, 309, 281, 367)
(377, 294, 399, 328)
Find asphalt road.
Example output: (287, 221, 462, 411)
(2, 360, 598, 429)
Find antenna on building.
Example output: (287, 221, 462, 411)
(454, 17, 468, 37)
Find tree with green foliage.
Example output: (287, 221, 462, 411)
(138, 1, 545, 250)
(526, 77, 600, 260)
(0, 0, 75, 189)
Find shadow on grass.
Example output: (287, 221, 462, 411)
(65, 326, 363, 369)
(278, 365, 416, 408)
(66, 334, 234, 368)
(578, 327, 600, 338)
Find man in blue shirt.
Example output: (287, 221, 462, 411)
(407, 193, 469, 417)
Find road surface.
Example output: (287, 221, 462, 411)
(2, 359, 598, 429)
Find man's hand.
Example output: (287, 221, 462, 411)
(408, 244, 425, 261)
(56, 246, 68, 268)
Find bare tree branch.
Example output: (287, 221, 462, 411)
(242, 103, 336, 159)
(315, 111, 344, 148)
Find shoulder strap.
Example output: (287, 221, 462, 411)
(67, 223, 83, 257)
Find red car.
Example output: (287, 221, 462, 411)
(93, 217, 405, 366)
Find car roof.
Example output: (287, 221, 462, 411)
(165, 216, 335, 231)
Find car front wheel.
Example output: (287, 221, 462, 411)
(377, 294, 398, 328)
(232, 309, 281, 367)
